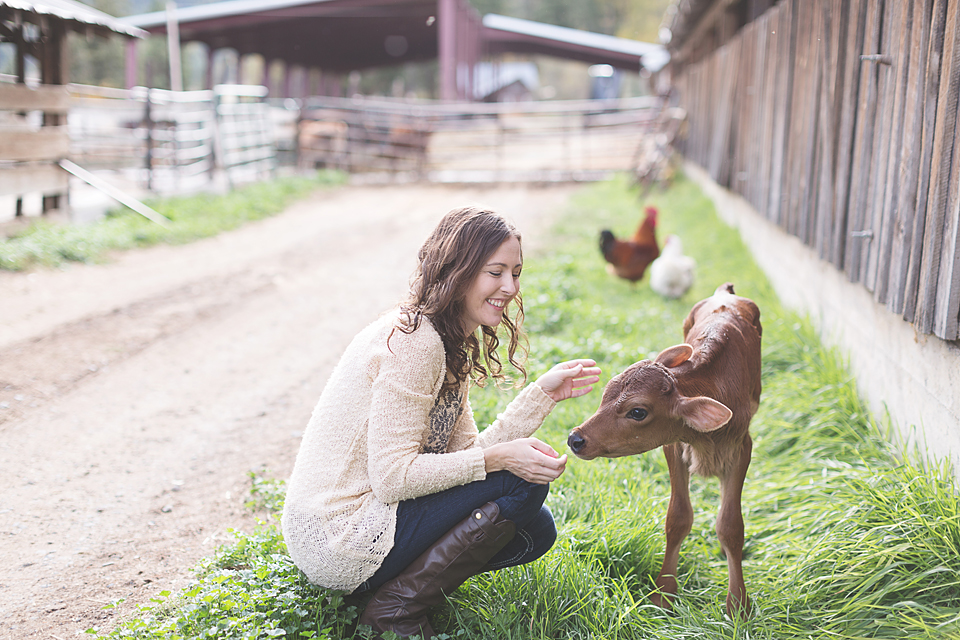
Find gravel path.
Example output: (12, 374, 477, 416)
(0, 182, 579, 639)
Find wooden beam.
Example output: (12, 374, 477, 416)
(0, 83, 70, 113)
(0, 163, 68, 197)
(0, 128, 69, 162)
(59, 159, 171, 227)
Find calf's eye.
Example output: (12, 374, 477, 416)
(626, 407, 648, 421)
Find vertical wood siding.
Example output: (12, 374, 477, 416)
(675, 0, 960, 341)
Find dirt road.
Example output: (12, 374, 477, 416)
(0, 183, 579, 639)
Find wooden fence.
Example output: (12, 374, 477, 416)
(297, 95, 666, 183)
(674, 0, 960, 341)
(0, 81, 70, 214)
(68, 84, 275, 194)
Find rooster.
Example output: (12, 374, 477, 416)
(649, 234, 696, 298)
(599, 206, 660, 283)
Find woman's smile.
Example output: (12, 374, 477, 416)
(462, 237, 522, 336)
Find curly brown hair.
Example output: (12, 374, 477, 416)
(395, 205, 528, 393)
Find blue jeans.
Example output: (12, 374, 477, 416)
(356, 471, 557, 593)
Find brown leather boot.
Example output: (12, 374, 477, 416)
(357, 501, 516, 639)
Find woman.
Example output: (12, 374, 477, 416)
(281, 205, 600, 639)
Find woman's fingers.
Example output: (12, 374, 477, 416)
(560, 358, 597, 369)
(509, 439, 567, 483)
(528, 437, 559, 458)
(536, 361, 602, 402)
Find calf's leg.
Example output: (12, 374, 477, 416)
(652, 442, 693, 610)
(716, 435, 752, 618)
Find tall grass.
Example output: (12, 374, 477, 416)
(0, 170, 346, 271)
(94, 173, 960, 640)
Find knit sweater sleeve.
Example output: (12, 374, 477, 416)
(447, 382, 557, 452)
(366, 324, 487, 505)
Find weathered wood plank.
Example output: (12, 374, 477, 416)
(934, 127, 960, 339)
(886, 0, 934, 315)
(900, 0, 947, 320)
(756, 9, 777, 220)
(0, 162, 68, 197)
(831, 0, 867, 267)
(767, 0, 795, 225)
(845, 0, 884, 282)
(918, 0, 960, 338)
(814, 0, 846, 260)
(0, 128, 69, 162)
(747, 17, 768, 212)
(861, 0, 907, 293)
(785, 0, 820, 242)
(735, 20, 758, 203)
(708, 40, 741, 186)
(0, 82, 69, 113)
(781, 0, 803, 235)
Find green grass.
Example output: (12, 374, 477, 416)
(0, 170, 347, 271)
(90, 173, 960, 640)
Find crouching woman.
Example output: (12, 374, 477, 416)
(281, 205, 600, 639)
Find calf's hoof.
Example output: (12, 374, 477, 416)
(651, 576, 677, 611)
(650, 591, 675, 611)
(725, 590, 751, 619)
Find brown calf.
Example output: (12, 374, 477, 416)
(567, 283, 762, 618)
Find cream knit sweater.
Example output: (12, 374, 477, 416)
(281, 309, 557, 592)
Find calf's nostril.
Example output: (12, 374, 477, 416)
(567, 432, 585, 453)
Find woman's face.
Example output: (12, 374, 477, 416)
(461, 236, 522, 337)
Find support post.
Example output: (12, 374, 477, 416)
(126, 38, 139, 89)
(166, 1, 182, 92)
(438, 0, 457, 100)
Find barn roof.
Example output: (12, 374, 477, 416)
(482, 14, 668, 73)
(123, 0, 667, 74)
(124, 0, 451, 71)
(0, 0, 145, 38)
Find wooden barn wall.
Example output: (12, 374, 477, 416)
(674, 0, 960, 342)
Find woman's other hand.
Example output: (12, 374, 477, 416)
(484, 438, 567, 484)
(535, 359, 602, 402)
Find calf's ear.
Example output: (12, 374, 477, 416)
(655, 344, 694, 367)
(677, 396, 733, 432)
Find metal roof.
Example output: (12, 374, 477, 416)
(482, 14, 668, 73)
(124, 0, 441, 72)
(122, 0, 667, 74)
(0, 0, 145, 38)
(123, 0, 338, 29)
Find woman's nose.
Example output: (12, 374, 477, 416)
(501, 275, 518, 295)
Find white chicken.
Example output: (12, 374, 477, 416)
(649, 234, 696, 299)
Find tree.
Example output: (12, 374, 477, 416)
(68, 0, 131, 87)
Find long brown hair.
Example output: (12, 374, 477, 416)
(396, 206, 528, 393)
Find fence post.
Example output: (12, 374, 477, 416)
(144, 88, 154, 192)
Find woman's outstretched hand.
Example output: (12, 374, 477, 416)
(484, 438, 567, 484)
(535, 359, 602, 403)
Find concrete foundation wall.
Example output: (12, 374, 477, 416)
(686, 162, 960, 475)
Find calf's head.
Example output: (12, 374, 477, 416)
(567, 344, 733, 460)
